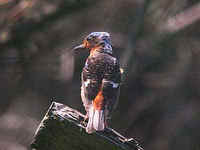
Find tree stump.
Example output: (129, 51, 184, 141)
(31, 102, 144, 150)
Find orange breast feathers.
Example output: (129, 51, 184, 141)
(93, 90, 104, 110)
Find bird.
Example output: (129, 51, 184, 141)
(73, 32, 121, 134)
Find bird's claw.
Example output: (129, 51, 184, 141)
(81, 113, 88, 127)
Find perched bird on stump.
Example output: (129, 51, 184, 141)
(73, 32, 121, 133)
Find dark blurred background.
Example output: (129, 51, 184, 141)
(0, 0, 200, 149)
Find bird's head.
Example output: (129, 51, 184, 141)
(73, 32, 112, 54)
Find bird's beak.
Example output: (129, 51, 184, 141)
(73, 44, 85, 51)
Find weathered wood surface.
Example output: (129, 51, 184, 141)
(31, 102, 144, 150)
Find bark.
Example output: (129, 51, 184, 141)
(31, 102, 144, 150)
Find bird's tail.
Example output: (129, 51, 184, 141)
(86, 105, 105, 134)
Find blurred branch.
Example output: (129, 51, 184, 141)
(0, 0, 12, 6)
(163, 2, 200, 32)
(7, 0, 35, 25)
(120, 0, 146, 72)
(0, 0, 94, 46)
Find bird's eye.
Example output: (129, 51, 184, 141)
(87, 35, 96, 41)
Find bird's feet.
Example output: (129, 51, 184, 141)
(105, 120, 108, 128)
(81, 113, 89, 127)
(105, 118, 111, 128)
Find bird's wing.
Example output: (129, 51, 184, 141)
(101, 56, 121, 116)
